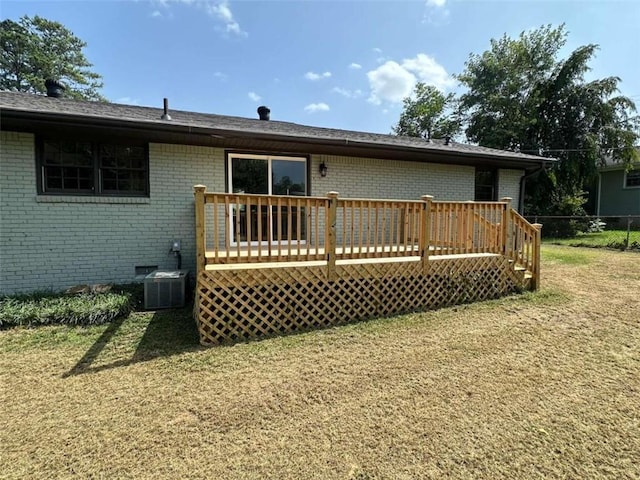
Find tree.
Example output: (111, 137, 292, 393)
(0, 15, 104, 100)
(393, 82, 460, 140)
(457, 24, 639, 217)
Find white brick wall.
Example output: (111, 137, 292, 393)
(0, 132, 224, 294)
(309, 154, 476, 200)
(0, 132, 524, 293)
(498, 169, 524, 207)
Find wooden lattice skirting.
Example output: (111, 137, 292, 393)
(194, 255, 524, 345)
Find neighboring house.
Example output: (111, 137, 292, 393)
(0, 90, 549, 294)
(597, 153, 640, 217)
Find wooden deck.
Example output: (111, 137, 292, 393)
(193, 187, 541, 345)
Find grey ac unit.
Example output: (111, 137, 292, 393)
(144, 270, 189, 309)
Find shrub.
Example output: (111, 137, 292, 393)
(0, 290, 132, 328)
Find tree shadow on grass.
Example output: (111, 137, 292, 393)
(63, 305, 202, 377)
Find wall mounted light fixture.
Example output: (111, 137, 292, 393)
(319, 161, 328, 177)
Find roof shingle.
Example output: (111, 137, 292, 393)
(0, 91, 550, 164)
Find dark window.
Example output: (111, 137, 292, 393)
(625, 170, 640, 188)
(39, 139, 148, 196)
(42, 141, 94, 193)
(475, 168, 498, 201)
(100, 145, 147, 194)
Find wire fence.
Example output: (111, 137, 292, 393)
(525, 215, 640, 251)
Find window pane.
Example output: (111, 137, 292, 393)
(231, 158, 268, 194)
(46, 175, 62, 189)
(475, 168, 497, 201)
(99, 144, 147, 194)
(60, 142, 92, 166)
(42, 141, 93, 193)
(272, 160, 306, 195)
(102, 178, 117, 191)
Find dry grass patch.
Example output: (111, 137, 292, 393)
(1, 245, 639, 479)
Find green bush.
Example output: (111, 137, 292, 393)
(0, 290, 133, 328)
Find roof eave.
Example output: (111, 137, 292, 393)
(1, 107, 553, 170)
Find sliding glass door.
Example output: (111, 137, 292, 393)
(228, 154, 307, 245)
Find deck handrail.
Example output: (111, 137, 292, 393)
(193, 187, 541, 290)
(509, 209, 542, 289)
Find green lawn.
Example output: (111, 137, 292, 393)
(544, 229, 640, 250)
(1, 246, 639, 479)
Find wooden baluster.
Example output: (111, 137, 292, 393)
(421, 195, 433, 273)
(212, 193, 219, 263)
(256, 196, 262, 262)
(223, 194, 230, 260)
(382, 203, 388, 255)
(500, 197, 513, 259)
(267, 195, 273, 261)
(286, 198, 292, 260)
(372, 201, 378, 256)
(276, 196, 282, 261)
(296, 198, 302, 261)
(235, 195, 242, 262)
(326, 192, 338, 280)
(356, 200, 362, 258)
(304, 198, 313, 261)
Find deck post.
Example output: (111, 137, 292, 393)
(500, 197, 513, 258)
(326, 191, 339, 281)
(194, 185, 207, 276)
(420, 195, 434, 274)
(531, 223, 543, 291)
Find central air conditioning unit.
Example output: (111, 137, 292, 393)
(144, 270, 189, 309)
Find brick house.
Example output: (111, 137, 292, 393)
(0, 91, 549, 294)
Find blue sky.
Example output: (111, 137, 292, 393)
(2, 0, 639, 134)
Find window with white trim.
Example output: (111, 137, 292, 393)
(226, 153, 308, 243)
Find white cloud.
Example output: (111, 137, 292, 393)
(349, 63, 362, 70)
(402, 53, 455, 90)
(373, 47, 383, 54)
(304, 102, 330, 113)
(213, 71, 227, 80)
(367, 53, 454, 105)
(208, 1, 233, 22)
(248, 91, 261, 102)
(154, 1, 247, 36)
(304, 71, 332, 81)
(206, 1, 247, 37)
(151, 10, 162, 18)
(332, 87, 363, 99)
(367, 61, 416, 105)
(423, 0, 450, 24)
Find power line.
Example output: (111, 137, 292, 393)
(519, 146, 636, 154)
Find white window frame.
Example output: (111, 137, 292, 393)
(227, 153, 308, 246)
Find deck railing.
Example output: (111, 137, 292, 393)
(194, 186, 541, 288)
(430, 200, 505, 256)
(508, 210, 542, 289)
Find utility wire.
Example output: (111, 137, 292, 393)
(519, 146, 636, 154)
